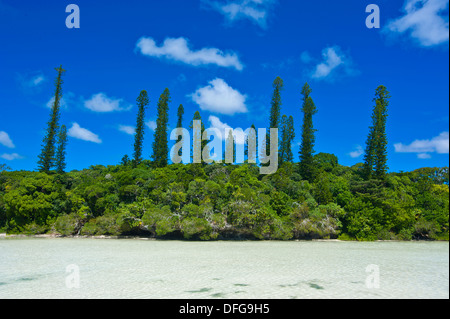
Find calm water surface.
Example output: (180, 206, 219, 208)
(0, 238, 448, 299)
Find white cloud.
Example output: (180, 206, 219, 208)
(136, 37, 244, 71)
(394, 131, 449, 158)
(0, 153, 23, 161)
(208, 115, 246, 145)
(190, 78, 248, 116)
(32, 75, 45, 86)
(45, 92, 76, 110)
(310, 46, 357, 81)
(209, 115, 231, 131)
(68, 123, 102, 144)
(16, 73, 46, 93)
(19, 74, 45, 87)
(46, 96, 68, 109)
(417, 153, 432, 159)
(204, 0, 275, 28)
(385, 0, 449, 47)
(146, 120, 157, 132)
(349, 145, 364, 158)
(0, 131, 15, 148)
(118, 125, 135, 135)
(84, 93, 131, 113)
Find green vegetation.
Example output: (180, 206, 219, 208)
(133, 90, 149, 168)
(37, 66, 66, 173)
(55, 124, 68, 174)
(298, 83, 318, 183)
(0, 163, 447, 241)
(151, 88, 171, 168)
(267, 76, 284, 156)
(1, 70, 448, 241)
(363, 85, 390, 180)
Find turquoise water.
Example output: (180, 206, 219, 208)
(0, 238, 448, 299)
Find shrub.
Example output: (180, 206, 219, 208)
(54, 213, 83, 236)
(181, 217, 214, 240)
(80, 215, 121, 236)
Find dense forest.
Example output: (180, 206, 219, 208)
(0, 67, 448, 241)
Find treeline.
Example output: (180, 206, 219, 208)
(34, 68, 391, 181)
(0, 67, 448, 241)
(0, 162, 448, 240)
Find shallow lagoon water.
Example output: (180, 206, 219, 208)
(0, 238, 448, 299)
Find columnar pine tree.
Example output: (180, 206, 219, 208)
(133, 90, 149, 168)
(280, 115, 288, 165)
(363, 130, 375, 180)
(176, 104, 185, 157)
(121, 154, 130, 166)
(266, 77, 284, 160)
(225, 129, 235, 164)
(286, 116, 295, 163)
(190, 111, 208, 163)
(55, 124, 68, 174)
(151, 88, 171, 168)
(245, 124, 257, 163)
(299, 83, 318, 182)
(280, 115, 295, 165)
(37, 65, 65, 173)
(176, 104, 184, 129)
(363, 85, 390, 180)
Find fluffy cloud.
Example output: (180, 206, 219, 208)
(46, 96, 68, 109)
(68, 123, 102, 144)
(16, 73, 45, 89)
(385, 0, 449, 47)
(417, 153, 432, 159)
(146, 120, 157, 131)
(84, 93, 131, 113)
(0, 153, 23, 161)
(118, 125, 135, 135)
(208, 116, 246, 145)
(190, 78, 248, 116)
(0, 131, 15, 148)
(204, 0, 276, 28)
(349, 145, 364, 158)
(136, 37, 243, 71)
(394, 131, 449, 158)
(311, 46, 357, 81)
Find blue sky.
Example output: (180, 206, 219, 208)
(0, 0, 448, 172)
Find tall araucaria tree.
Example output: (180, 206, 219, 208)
(363, 85, 390, 180)
(37, 65, 65, 173)
(299, 82, 318, 182)
(152, 88, 171, 168)
(266, 77, 284, 160)
(245, 124, 257, 164)
(176, 104, 185, 157)
(55, 124, 68, 174)
(133, 90, 149, 168)
(190, 111, 209, 164)
(280, 115, 295, 165)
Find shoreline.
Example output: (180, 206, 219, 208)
(1, 233, 447, 243)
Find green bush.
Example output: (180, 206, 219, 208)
(80, 215, 121, 236)
(54, 213, 83, 236)
(181, 217, 214, 240)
